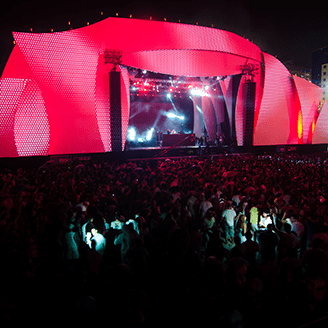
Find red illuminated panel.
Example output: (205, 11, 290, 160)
(13, 31, 104, 155)
(202, 91, 217, 142)
(219, 76, 231, 99)
(95, 56, 111, 151)
(14, 80, 49, 156)
(252, 63, 265, 134)
(289, 77, 303, 144)
(192, 96, 204, 138)
(208, 81, 226, 136)
(92, 18, 263, 61)
(123, 50, 248, 77)
(119, 65, 130, 150)
(254, 53, 301, 145)
(1, 45, 35, 80)
(312, 101, 328, 144)
(0, 78, 28, 157)
(1, 17, 265, 157)
(200, 78, 217, 143)
(293, 76, 323, 144)
(219, 76, 234, 132)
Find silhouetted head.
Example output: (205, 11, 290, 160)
(267, 224, 273, 231)
(284, 223, 291, 233)
(312, 237, 324, 249)
(234, 235, 241, 245)
(245, 230, 253, 240)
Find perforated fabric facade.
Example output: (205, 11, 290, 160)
(0, 17, 324, 157)
(254, 53, 303, 146)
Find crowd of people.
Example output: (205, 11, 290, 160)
(1, 152, 328, 327)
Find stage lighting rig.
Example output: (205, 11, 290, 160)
(104, 49, 123, 71)
(240, 63, 259, 82)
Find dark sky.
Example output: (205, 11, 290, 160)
(1, 0, 328, 74)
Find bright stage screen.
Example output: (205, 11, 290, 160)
(127, 98, 193, 147)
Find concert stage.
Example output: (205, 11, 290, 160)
(1, 17, 327, 161)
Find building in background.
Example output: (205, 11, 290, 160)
(321, 63, 328, 103)
(312, 47, 328, 86)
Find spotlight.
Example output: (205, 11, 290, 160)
(190, 88, 208, 97)
(166, 112, 184, 120)
(146, 128, 154, 141)
(128, 127, 136, 141)
(167, 93, 171, 99)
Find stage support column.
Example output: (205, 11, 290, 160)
(240, 63, 259, 147)
(104, 49, 123, 152)
(244, 81, 256, 147)
(110, 71, 122, 152)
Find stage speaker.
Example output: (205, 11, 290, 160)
(110, 71, 122, 152)
(244, 81, 256, 147)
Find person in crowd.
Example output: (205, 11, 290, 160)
(82, 216, 93, 244)
(114, 223, 138, 263)
(283, 213, 305, 242)
(225, 247, 249, 290)
(302, 237, 328, 285)
(249, 204, 260, 238)
(273, 222, 299, 263)
(199, 192, 213, 219)
(242, 230, 259, 268)
(231, 235, 247, 260)
(90, 226, 106, 256)
(304, 215, 320, 249)
(279, 247, 302, 285)
(203, 207, 216, 232)
(222, 201, 237, 243)
(258, 223, 279, 262)
(235, 213, 247, 243)
(86, 239, 103, 275)
(65, 222, 80, 260)
(312, 225, 328, 253)
(259, 208, 274, 229)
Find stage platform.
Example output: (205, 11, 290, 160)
(0, 143, 327, 171)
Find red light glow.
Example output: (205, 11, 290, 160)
(0, 17, 324, 156)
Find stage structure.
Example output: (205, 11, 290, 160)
(104, 49, 123, 152)
(0, 17, 326, 158)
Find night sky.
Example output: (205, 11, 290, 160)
(1, 0, 328, 74)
